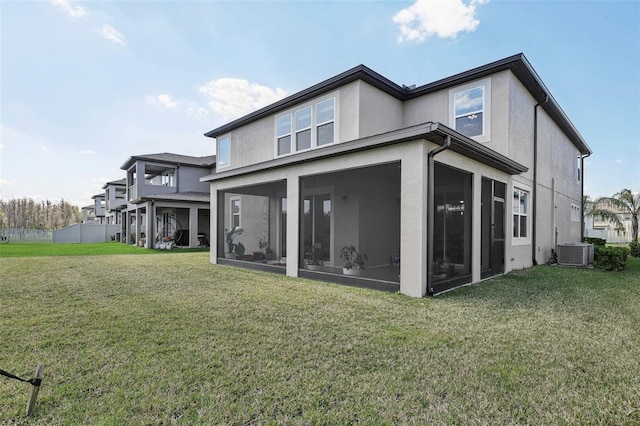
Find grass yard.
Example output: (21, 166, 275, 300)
(1, 250, 639, 424)
(0, 242, 209, 257)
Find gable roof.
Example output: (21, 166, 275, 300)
(120, 153, 217, 170)
(204, 53, 591, 155)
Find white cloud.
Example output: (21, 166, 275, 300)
(101, 24, 125, 46)
(146, 94, 211, 125)
(146, 94, 178, 109)
(199, 78, 287, 122)
(393, 0, 489, 43)
(51, 0, 87, 19)
(186, 104, 211, 123)
(41, 146, 53, 154)
(82, 150, 96, 155)
(0, 143, 4, 150)
(615, 159, 623, 164)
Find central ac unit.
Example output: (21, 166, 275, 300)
(557, 243, 594, 266)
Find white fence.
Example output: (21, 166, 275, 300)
(0, 229, 53, 243)
(53, 224, 120, 244)
(584, 228, 631, 244)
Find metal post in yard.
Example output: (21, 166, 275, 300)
(26, 363, 45, 416)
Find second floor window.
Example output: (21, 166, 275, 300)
(454, 86, 484, 138)
(296, 107, 312, 151)
(449, 78, 491, 143)
(277, 115, 292, 156)
(218, 135, 230, 168)
(276, 96, 336, 157)
(316, 98, 335, 146)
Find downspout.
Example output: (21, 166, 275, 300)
(176, 164, 180, 193)
(426, 135, 451, 295)
(580, 152, 591, 241)
(532, 94, 549, 266)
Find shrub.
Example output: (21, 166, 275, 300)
(593, 245, 629, 271)
(629, 241, 640, 258)
(584, 237, 607, 246)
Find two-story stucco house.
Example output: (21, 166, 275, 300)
(102, 178, 127, 226)
(91, 193, 106, 224)
(121, 153, 216, 248)
(201, 53, 592, 297)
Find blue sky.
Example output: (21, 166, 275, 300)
(1, 0, 638, 207)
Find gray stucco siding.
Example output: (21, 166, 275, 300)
(358, 81, 404, 139)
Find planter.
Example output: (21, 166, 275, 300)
(224, 253, 237, 259)
(343, 268, 363, 276)
(307, 264, 323, 271)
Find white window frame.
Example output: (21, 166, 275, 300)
(275, 93, 338, 158)
(316, 98, 335, 146)
(217, 135, 231, 169)
(276, 114, 292, 156)
(230, 197, 241, 229)
(512, 184, 531, 246)
(449, 77, 492, 143)
(571, 203, 581, 222)
(295, 107, 312, 152)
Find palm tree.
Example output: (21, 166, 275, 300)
(583, 195, 623, 238)
(593, 189, 640, 243)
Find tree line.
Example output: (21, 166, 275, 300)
(0, 198, 83, 230)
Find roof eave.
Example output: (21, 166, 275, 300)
(204, 65, 407, 139)
(201, 122, 527, 182)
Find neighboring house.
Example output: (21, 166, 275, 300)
(201, 53, 591, 297)
(102, 178, 127, 226)
(585, 211, 634, 243)
(121, 153, 216, 248)
(91, 194, 106, 224)
(81, 204, 96, 223)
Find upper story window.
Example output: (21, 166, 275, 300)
(277, 115, 292, 156)
(454, 87, 484, 137)
(218, 135, 230, 168)
(295, 107, 312, 151)
(276, 96, 337, 157)
(316, 98, 335, 146)
(449, 78, 491, 143)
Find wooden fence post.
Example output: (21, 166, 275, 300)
(26, 363, 44, 416)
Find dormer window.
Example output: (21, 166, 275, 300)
(275, 95, 337, 157)
(449, 78, 491, 143)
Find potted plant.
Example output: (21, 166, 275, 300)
(304, 243, 324, 270)
(225, 226, 244, 259)
(254, 236, 269, 261)
(339, 245, 367, 276)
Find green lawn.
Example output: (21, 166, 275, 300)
(1, 251, 638, 424)
(0, 242, 209, 257)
